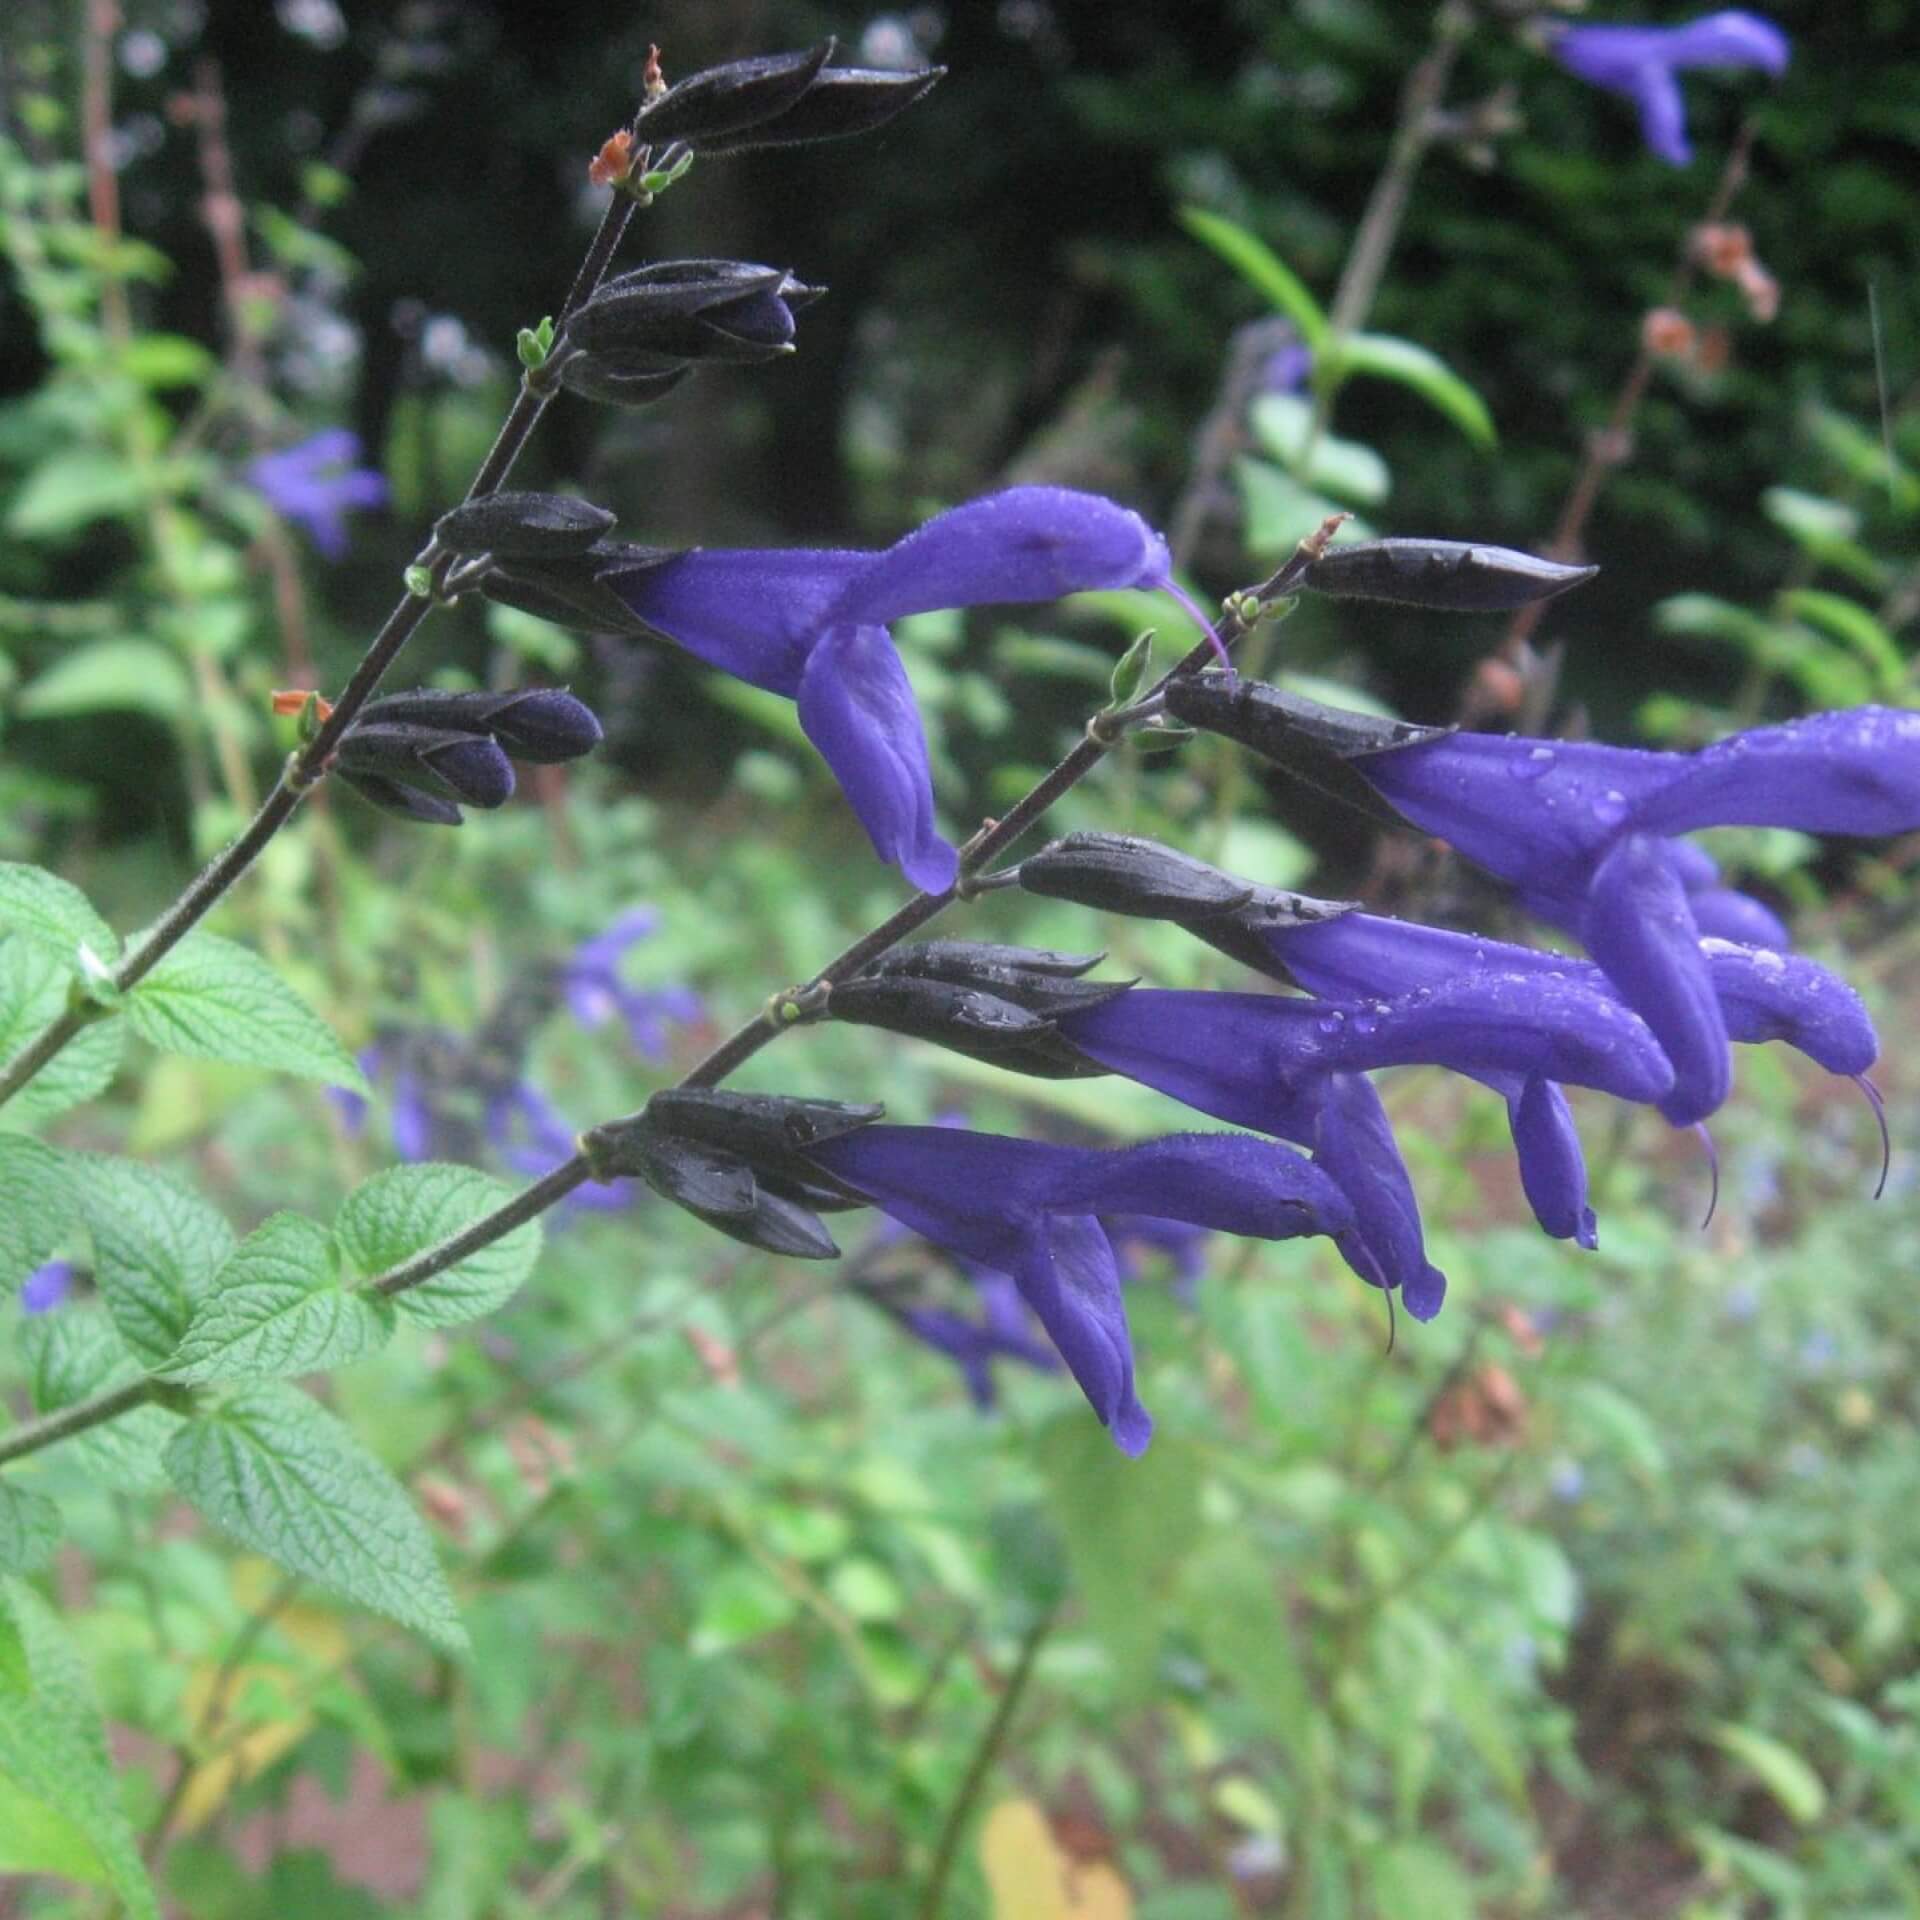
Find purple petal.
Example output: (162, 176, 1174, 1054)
(827, 487, 1170, 627)
(21, 1259, 76, 1314)
(1355, 733, 1674, 892)
(1018, 1214, 1151, 1454)
(1664, 11, 1790, 73)
(568, 907, 661, 977)
(1581, 835, 1730, 1126)
(390, 1071, 436, 1162)
(1704, 941, 1877, 1075)
(1687, 886, 1792, 950)
(797, 623, 958, 892)
(608, 547, 873, 695)
(1505, 1075, 1598, 1248)
(1628, 708, 1920, 840)
(1310, 1073, 1447, 1319)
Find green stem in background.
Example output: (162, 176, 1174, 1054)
(0, 143, 649, 1115)
(914, 1603, 1058, 1920)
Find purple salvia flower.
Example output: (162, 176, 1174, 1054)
(1548, 11, 1789, 166)
(806, 1126, 1354, 1454)
(559, 908, 703, 1061)
(608, 487, 1172, 891)
(20, 1259, 76, 1314)
(1348, 709, 1915, 1124)
(244, 428, 388, 559)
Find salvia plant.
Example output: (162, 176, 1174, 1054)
(1, 9, 1913, 1915)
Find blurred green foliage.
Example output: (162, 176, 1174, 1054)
(1, 2, 1918, 1917)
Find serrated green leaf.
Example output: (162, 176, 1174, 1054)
(17, 1307, 179, 1490)
(334, 1164, 542, 1329)
(0, 863, 117, 961)
(0, 1485, 60, 1576)
(1330, 333, 1497, 447)
(164, 1382, 467, 1651)
(0, 1134, 73, 1292)
(1248, 395, 1390, 505)
(76, 1152, 235, 1365)
(1708, 1723, 1828, 1824)
(125, 931, 365, 1089)
(19, 639, 195, 721)
(161, 1214, 396, 1384)
(0, 942, 125, 1124)
(0, 1583, 161, 1919)
(1179, 207, 1329, 347)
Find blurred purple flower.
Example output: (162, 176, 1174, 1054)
(609, 487, 1173, 890)
(486, 1082, 631, 1213)
(1261, 343, 1313, 394)
(20, 1259, 76, 1314)
(1549, 11, 1789, 166)
(245, 428, 388, 559)
(560, 908, 703, 1061)
(1105, 1214, 1212, 1297)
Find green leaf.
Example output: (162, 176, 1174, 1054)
(0, 1770, 110, 1883)
(1233, 457, 1377, 558)
(0, 862, 117, 961)
(1036, 1412, 1203, 1691)
(1329, 333, 1497, 447)
(0, 1485, 61, 1574)
(4, 450, 152, 540)
(334, 1164, 542, 1330)
(1761, 487, 1887, 590)
(1778, 588, 1906, 692)
(76, 1152, 235, 1365)
(1105, 628, 1155, 708)
(1568, 1380, 1668, 1484)
(1178, 207, 1329, 347)
(1708, 1723, 1828, 1824)
(17, 1306, 180, 1490)
(161, 1213, 396, 1384)
(0, 942, 125, 1123)
(119, 332, 215, 391)
(163, 1382, 467, 1651)
(1369, 1839, 1475, 1920)
(0, 1600, 22, 1696)
(1248, 395, 1391, 504)
(19, 639, 195, 721)
(0, 1134, 73, 1292)
(125, 931, 366, 1088)
(0, 1583, 161, 1919)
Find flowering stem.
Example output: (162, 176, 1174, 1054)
(0, 164, 647, 1110)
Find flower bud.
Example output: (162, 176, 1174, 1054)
(357, 688, 603, 763)
(557, 355, 691, 410)
(642, 1088, 881, 1179)
(871, 941, 1133, 1017)
(336, 724, 515, 809)
(1302, 538, 1597, 612)
(337, 771, 466, 827)
(612, 1129, 841, 1260)
(633, 42, 835, 150)
(432, 491, 616, 559)
(559, 261, 820, 369)
(480, 541, 680, 637)
(1016, 831, 1256, 920)
(829, 974, 1106, 1079)
(696, 63, 944, 155)
(1161, 672, 1451, 825)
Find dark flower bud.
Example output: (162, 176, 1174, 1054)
(557, 355, 692, 410)
(1161, 672, 1451, 825)
(871, 942, 1134, 1018)
(606, 1129, 841, 1260)
(633, 42, 835, 150)
(358, 688, 603, 763)
(1017, 831, 1256, 921)
(643, 1088, 882, 1178)
(831, 973, 1107, 1080)
(698, 64, 945, 155)
(338, 770, 465, 827)
(336, 724, 515, 809)
(1177, 888, 1359, 980)
(559, 261, 819, 369)
(480, 541, 680, 637)
(432, 491, 616, 559)
(1302, 538, 1598, 612)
